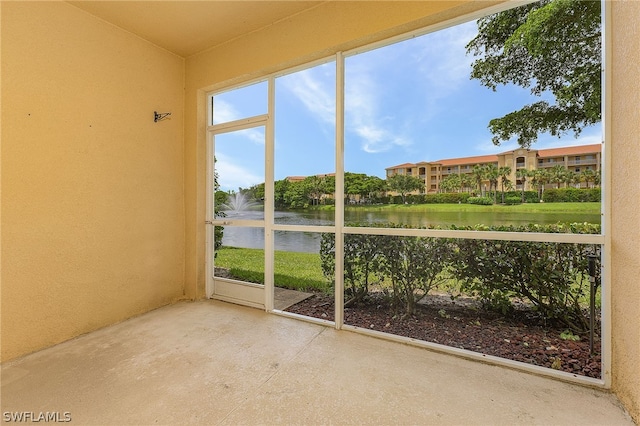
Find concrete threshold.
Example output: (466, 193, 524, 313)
(1, 300, 633, 425)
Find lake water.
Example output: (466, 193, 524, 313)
(221, 208, 600, 253)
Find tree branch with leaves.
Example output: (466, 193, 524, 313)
(466, 0, 601, 148)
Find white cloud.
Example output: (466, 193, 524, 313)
(212, 99, 239, 123)
(535, 130, 603, 149)
(282, 62, 412, 153)
(282, 67, 335, 125)
(215, 153, 263, 192)
(237, 128, 265, 145)
(410, 21, 478, 121)
(340, 21, 479, 154)
(414, 22, 477, 93)
(212, 99, 264, 145)
(345, 67, 411, 153)
(475, 139, 520, 154)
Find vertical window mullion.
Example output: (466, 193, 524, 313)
(600, 0, 611, 388)
(264, 76, 276, 311)
(205, 131, 214, 298)
(335, 52, 345, 329)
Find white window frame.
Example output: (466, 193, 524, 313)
(204, 0, 610, 388)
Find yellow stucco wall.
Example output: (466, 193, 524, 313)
(610, 1, 640, 421)
(1, 2, 185, 361)
(1, 0, 637, 420)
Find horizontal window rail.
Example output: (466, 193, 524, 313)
(343, 226, 604, 245)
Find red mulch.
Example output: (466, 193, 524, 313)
(285, 292, 601, 379)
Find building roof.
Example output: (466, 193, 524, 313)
(386, 144, 602, 171)
(385, 162, 417, 170)
(435, 154, 498, 167)
(537, 143, 601, 158)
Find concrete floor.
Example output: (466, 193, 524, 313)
(1, 300, 633, 425)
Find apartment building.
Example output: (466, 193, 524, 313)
(386, 144, 602, 193)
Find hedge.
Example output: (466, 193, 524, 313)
(320, 222, 600, 330)
(467, 196, 494, 205)
(542, 188, 601, 203)
(504, 190, 539, 203)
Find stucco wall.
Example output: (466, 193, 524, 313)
(1, 0, 636, 420)
(610, 1, 640, 421)
(1, 2, 185, 361)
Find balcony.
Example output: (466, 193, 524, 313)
(538, 162, 560, 168)
(568, 159, 597, 166)
(1, 300, 632, 425)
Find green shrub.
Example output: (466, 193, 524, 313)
(320, 223, 454, 315)
(424, 192, 471, 204)
(450, 223, 600, 331)
(376, 224, 454, 316)
(322, 222, 601, 330)
(504, 195, 522, 205)
(405, 194, 426, 204)
(320, 227, 386, 306)
(383, 192, 473, 205)
(467, 196, 494, 205)
(504, 190, 538, 203)
(543, 188, 601, 202)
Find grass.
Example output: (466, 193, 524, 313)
(215, 246, 330, 293)
(343, 202, 601, 214)
(312, 201, 600, 214)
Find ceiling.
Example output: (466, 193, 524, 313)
(68, 1, 324, 57)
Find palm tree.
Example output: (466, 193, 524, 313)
(564, 170, 578, 188)
(516, 168, 530, 203)
(532, 169, 550, 201)
(498, 166, 512, 204)
(471, 164, 486, 196)
(440, 174, 461, 193)
(484, 164, 500, 204)
(581, 168, 596, 188)
(461, 173, 474, 193)
(550, 164, 566, 189)
(593, 170, 602, 187)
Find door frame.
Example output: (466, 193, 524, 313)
(205, 113, 273, 308)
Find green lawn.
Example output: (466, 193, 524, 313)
(215, 246, 330, 293)
(343, 202, 600, 214)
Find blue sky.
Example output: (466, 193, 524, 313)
(213, 20, 601, 193)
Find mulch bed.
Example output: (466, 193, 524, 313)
(285, 292, 601, 379)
